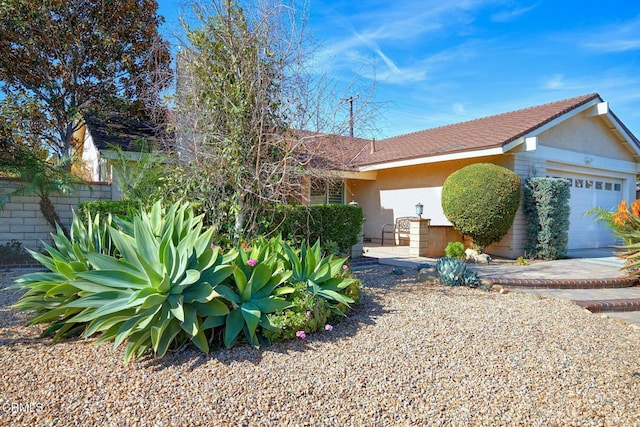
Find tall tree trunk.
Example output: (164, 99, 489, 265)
(39, 196, 69, 237)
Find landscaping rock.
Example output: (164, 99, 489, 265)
(416, 267, 438, 284)
(479, 278, 493, 288)
(464, 248, 491, 264)
(464, 248, 479, 261)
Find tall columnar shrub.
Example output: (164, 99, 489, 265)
(523, 177, 570, 260)
(441, 163, 521, 252)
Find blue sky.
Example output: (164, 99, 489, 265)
(157, 0, 640, 139)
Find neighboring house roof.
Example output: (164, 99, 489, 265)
(297, 130, 370, 172)
(84, 113, 169, 151)
(325, 93, 640, 171)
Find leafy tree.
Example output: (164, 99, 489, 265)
(0, 136, 80, 236)
(174, 0, 380, 242)
(0, 0, 172, 159)
(176, 0, 302, 241)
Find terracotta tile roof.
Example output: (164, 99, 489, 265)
(350, 93, 603, 167)
(297, 130, 369, 171)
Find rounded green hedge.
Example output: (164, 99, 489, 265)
(441, 163, 521, 252)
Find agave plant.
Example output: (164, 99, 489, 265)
(214, 237, 293, 348)
(435, 257, 468, 286)
(12, 201, 236, 362)
(281, 240, 358, 312)
(10, 210, 116, 339)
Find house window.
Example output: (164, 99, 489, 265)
(605, 182, 613, 191)
(614, 183, 621, 191)
(596, 181, 603, 190)
(309, 179, 344, 205)
(575, 179, 584, 188)
(585, 180, 594, 189)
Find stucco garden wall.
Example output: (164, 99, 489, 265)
(0, 178, 115, 251)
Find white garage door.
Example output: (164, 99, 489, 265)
(553, 173, 622, 249)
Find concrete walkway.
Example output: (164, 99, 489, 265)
(362, 244, 640, 326)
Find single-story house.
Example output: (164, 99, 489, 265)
(312, 93, 640, 258)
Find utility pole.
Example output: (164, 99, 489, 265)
(342, 95, 359, 137)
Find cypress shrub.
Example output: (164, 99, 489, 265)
(441, 163, 521, 252)
(523, 177, 570, 260)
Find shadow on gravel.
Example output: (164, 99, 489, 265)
(141, 273, 391, 371)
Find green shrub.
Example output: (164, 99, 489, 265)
(78, 200, 140, 219)
(441, 163, 521, 252)
(259, 204, 364, 255)
(262, 281, 333, 343)
(444, 241, 466, 260)
(523, 177, 570, 260)
(0, 240, 30, 265)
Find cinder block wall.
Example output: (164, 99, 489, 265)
(0, 179, 114, 251)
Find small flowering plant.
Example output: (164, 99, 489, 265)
(591, 199, 640, 245)
(592, 199, 640, 274)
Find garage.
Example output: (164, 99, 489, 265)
(552, 172, 623, 249)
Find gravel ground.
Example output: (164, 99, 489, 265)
(1, 266, 639, 427)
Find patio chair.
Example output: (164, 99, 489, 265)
(381, 216, 418, 246)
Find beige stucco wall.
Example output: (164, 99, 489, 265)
(347, 154, 521, 257)
(539, 110, 634, 160)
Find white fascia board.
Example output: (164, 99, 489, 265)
(535, 145, 639, 174)
(358, 138, 526, 172)
(358, 146, 502, 172)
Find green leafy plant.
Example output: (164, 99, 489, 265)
(445, 241, 466, 260)
(262, 281, 332, 343)
(282, 240, 357, 314)
(10, 210, 116, 339)
(10, 209, 363, 361)
(516, 256, 529, 266)
(441, 163, 521, 252)
(214, 237, 293, 348)
(260, 204, 365, 254)
(0, 239, 31, 265)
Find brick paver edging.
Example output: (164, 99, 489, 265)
(486, 276, 639, 289)
(573, 298, 640, 313)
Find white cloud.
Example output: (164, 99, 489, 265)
(582, 17, 640, 53)
(543, 74, 567, 90)
(452, 102, 466, 115)
(491, 3, 540, 23)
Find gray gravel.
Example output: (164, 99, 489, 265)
(1, 267, 639, 426)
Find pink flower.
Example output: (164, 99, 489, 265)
(325, 324, 333, 332)
(305, 310, 312, 318)
(247, 259, 257, 267)
(342, 264, 349, 271)
(210, 243, 216, 250)
(296, 331, 306, 340)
